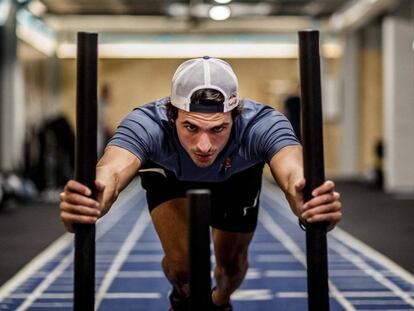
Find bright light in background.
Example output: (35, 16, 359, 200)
(17, 24, 56, 56)
(56, 42, 342, 59)
(214, 0, 232, 4)
(0, 0, 11, 25)
(209, 5, 231, 21)
(28, 0, 47, 17)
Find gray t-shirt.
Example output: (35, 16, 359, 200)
(108, 97, 299, 182)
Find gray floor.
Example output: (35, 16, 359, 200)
(0, 199, 66, 286)
(335, 180, 414, 275)
(0, 180, 413, 287)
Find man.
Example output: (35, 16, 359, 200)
(60, 56, 342, 311)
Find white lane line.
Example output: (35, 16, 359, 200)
(104, 292, 161, 299)
(331, 228, 414, 286)
(248, 242, 287, 252)
(259, 208, 356, 311)
(0, 233, 72, 302)
(116, 271, 165, 278)
(95, 209, 151, 309)
(255, 254, 298, 262)
(329, 239, 414, 307)
(264, 270, 307, 277)
(245, 268, 262, 279)
(30, 302, 73, 308)
(4, 292, 162, 300)
(123, 254, 163, 262)
(351, 299, 408, 305)
(276, 291, 414, 298)
(5, 179, 144, 310)
(261, 184, 414, 308)
(6, 293, 73, 299)
(96, 254, 163, 263)
(97, 242, 162, 251)
(20, 289, 394, 303)
(275, 291, 308, 298)
(15, 255, 74, 311)
(262, 181, 414, 288)
(232, 289, 273, 300)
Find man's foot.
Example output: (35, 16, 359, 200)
(211, 287, 233, 311)
(168, 287, 189, 311)
(211, 302, 233, 311)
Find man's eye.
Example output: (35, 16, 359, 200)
(184, 125, 197, 132)
(212, 127, 225, 133)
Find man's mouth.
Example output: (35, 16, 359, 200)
(194, 153, 213, 162)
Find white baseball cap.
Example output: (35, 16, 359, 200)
(170, 56, 239, 113)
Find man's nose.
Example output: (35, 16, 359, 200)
(196, 133, 212, 153)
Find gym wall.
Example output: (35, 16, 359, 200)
(58, 57, 341, 175)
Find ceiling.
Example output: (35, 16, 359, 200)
(39, 0, 350, 18)
(16, 0, 399, 58)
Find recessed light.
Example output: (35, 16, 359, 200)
(209, 5, 231, 21)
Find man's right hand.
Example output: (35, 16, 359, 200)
(59, 180, 105, 233)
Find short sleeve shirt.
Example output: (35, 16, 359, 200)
(108, 97, 300, 182)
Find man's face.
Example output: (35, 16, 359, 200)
(175, 109, 233, 168)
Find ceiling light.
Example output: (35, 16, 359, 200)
(167, 3, 189, 18)
(56, 41, 342, 59)
(209, 5, 231, 21)
(214, 0, 232, 4)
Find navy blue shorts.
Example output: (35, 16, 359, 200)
(138, 162, 264, 233)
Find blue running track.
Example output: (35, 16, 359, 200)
(1, 178, 414, 310)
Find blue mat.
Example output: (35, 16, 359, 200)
(1, 178, 414, 310)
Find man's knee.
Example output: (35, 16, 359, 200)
(162, 255, 190, 284)
(216, 252, 249, 277)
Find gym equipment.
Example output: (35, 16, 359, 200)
(67, 29, 330, 311)
(74, 32, 98, 311)
(188, 189, 212, 311)
(0, 172, 38, 206)
(299, 30, 330, 311)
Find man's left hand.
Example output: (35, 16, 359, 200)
(299, 180, 342, 231)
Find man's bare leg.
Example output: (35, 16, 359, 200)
(212, 229, 254, 305)
(150, 198, 190, 297)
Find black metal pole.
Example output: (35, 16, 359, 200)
(74, 32, 98, 311)
(298, 30, 330, 311)
(188, 189, 211, 311)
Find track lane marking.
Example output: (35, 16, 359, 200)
(95, 209, 151, 309)
(3, 179, 143, 310)
(259, 207, 355, 311)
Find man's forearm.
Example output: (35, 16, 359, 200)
(284, 171, 303, 217)
(95, 164, 123, 215)
(94, 146, 141, 215)
(269, 145, 304, 217)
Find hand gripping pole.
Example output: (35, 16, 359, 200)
(298, 30, 330, 311)
(74, 32, 98, 311)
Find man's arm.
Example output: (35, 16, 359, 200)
(269, 145, 342, 230)
(60, 145, 141, 232)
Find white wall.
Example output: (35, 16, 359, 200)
(383, 17, 414, 192)
(339, 33, 360, 177)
